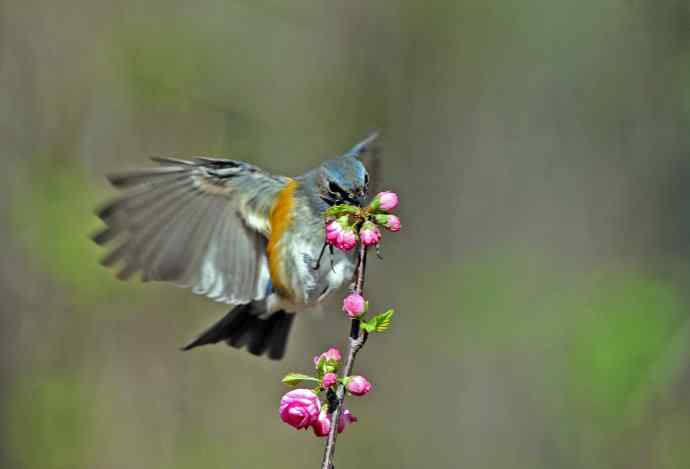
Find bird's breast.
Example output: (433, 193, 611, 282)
(267, 179, 299, 298)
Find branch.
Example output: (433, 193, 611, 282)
(320, 243, 369, 469)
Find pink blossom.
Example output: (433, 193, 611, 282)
(335, 228, 357, 251)
(346, 376, 372, 396)
(312, 409, 358, 437)
(386, 215, 401, 232)
(374, 214, 401, 232)
(312, 410, 331, 437)
(325, 220, 342, 244)
(322, 372, 337, 389)
(376, 191, 399, 211)
(359, 221, 381, 247)
(342, 293, 366, 318)
(325, 217, 357, 251)
(313, 347, 342, 367)
(338, 409, 358, 433)
(279, 389, 321, 430)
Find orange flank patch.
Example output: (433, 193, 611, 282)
(267, 179, 299, 298)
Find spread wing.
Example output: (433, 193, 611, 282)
(93, 157, 289, 305)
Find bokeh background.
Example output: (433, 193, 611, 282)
(2, 1, 690, 468)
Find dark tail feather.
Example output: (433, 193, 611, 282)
(181, 305, 295, 360)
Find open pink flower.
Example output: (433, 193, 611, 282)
(343, 293, 366, 318)
(346, 376, 372, 396)
(279, 389, 321, 430)
(312, 409, 358, 437)
(322, 372, 337, 389)
(359, 221, 381, 247)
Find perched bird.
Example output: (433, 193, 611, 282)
(93, 134, 378, 360)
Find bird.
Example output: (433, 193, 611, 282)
(92, 133, 378, 360)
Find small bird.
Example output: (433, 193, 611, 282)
(93, 134, 378, 360)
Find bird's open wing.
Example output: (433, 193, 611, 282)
(93, 157, 288, 305)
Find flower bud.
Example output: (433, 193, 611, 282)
(326, 216, 357, 251)
(335, 228, 357, 251)
(374, 213, 401, 232)
(325, 220, 342, 244)
(370, 191, 399, 212)
(359, 221, 381, 247)
(314, 347, 342, 373)
(346, 376, 372, 396)
(342, 293, 366, 318)
(311, 409, 358, 437)
(279, 389, 321, 430)
(312, 410, 331, 437)
(322, 372, 337, 389)
(337, 409, 358, 433)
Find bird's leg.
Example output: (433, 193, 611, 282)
(375, 243, 383, 260)
(312, 241, 329, 270)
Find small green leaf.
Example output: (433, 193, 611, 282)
(371, 309, 395, 332)
(282, 373, 320, 386)
(324, 204, 360, 218)
(360, 320, 375, 333)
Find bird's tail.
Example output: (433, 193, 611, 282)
(181, 304, 295, 360)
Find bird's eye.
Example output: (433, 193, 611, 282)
(328, 181, 342, 194)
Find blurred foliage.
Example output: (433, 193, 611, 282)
(9, 153, 137, 304)
(1, 0, 690, 468)
(8, 372, 93, 469)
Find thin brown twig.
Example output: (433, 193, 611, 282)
(320, 243, 369, 469)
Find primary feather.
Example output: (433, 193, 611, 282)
(93, 157, 289, 305)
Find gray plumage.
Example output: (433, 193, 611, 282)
(93, 134, 378, 359)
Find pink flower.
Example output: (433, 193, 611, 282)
(338, 409, 358, 433)
(376, 191, 399, 211)
(359, 221, 381, 247)
(313, 347, 342, 367)
(335, 228, 357, 251)
(312, 409, 358, 437)
(279, 389, 321, 430)
(325, 216, 357, 251)
(346, 376, 372, 396)
(343, 293, 366, 318)
(374, 214, 401, 232)
(322, 372, 337, 389)
(312, 410, 331, 437)
(325, 220, 342, 244)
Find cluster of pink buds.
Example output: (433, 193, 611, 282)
(279, 347, 372, 437)
(324, 191, 402, 250)
(325, 217, 357, 251)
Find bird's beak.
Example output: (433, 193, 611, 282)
(351, 193, 365, 207)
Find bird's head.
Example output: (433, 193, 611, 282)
(317, 133, 377, 207)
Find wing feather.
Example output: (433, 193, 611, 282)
(94, 157, 288, 305)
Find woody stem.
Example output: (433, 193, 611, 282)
(320, 243, 369, 469)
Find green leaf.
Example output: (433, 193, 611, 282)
(362, 309, 395, 333)
(281, 373, 320, 386)
(324, 204, 360, 218)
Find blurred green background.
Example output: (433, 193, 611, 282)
(1, 1, 690, 468)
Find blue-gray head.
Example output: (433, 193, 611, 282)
(317, 133, 378, 207)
